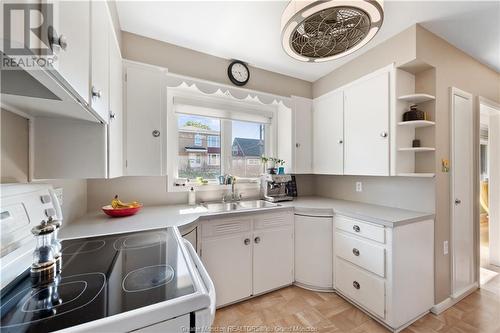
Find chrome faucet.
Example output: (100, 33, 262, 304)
(222, 175, 242, 202)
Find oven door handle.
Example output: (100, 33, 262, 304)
(183, 240, 216, 318)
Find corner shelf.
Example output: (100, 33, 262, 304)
(397, 94, 435, 104)
(397, 120, 435, 128)
(396, 173, 436, 178)
(398, 147, 435, 152)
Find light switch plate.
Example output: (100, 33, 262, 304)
(356, 182, 362, 192)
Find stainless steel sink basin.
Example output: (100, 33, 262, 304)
(202, 200, 278, 213)
(202, 202, 239, 212)
(237, 200, 279, 209)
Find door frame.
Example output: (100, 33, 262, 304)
(450, 87, 475, 297)
(478, 96, 500, 271)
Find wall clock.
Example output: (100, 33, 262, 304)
(227, 60, 250, 86)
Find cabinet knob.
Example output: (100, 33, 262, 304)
(353, 225, 361, 233)
(152, 130, 161, 137)
(48, 26, 68, 51)
(338, 139, 343, 144)
(91, 87, 102, 99)
(109, 111, 116, 120)
(244, 238, 251, 245)
(352, 248, 360, 256)
(380, 131, 388, 138)
(296, 143, 300, 148)
(353, 281, 360, 290)
(455, 198, 461, 205)
(254, 236, 261, 244)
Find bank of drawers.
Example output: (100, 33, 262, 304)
(334, 215, 387, 319)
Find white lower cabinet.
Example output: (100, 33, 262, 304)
(294, 214, 333, 290)
(333, 215, 434, 331)
(201, 211, 293, 307)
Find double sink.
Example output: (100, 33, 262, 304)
(202, 200, 279, 213)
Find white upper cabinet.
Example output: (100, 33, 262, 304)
(90, 1, 110, 123)
(107, 26, 123, 178)
(292, 96, 313, 174)
(124, 62, 166, 176)
(51, 1, 91, 104)
(313, 90, 344, 175)
(344, 70, 390, 176)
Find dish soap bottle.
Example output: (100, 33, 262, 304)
(188, 187, 196, 205)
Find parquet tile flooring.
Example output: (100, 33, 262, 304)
(212, 286, 500, 333)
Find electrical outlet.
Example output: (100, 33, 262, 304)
(356, 182, 362, 192)
(54, 187, 63, 206)
(443, 240, 449, 255)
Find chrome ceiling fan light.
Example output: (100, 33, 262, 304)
(281, 0, 384, 62)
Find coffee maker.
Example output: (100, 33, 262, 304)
(260, 174, 294, 202)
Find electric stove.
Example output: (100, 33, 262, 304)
(0, 185, 215, 333)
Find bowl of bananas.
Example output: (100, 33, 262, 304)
(102, 195, 142, 217)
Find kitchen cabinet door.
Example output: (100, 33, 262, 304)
(344, 71, 390, 176)
(51, 0, 90, 105)
(253, 227, 294, 295)
(292, 96, 313, 174)
(313, 90, 344, 174)
(201, 234, 253, 307)
(295, 215, 333, 289)
(124, 63, 165, 176)
(90, 1, 110, 123)
(107, 28, 123, 178)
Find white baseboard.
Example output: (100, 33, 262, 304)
(431, 283, 479, 315)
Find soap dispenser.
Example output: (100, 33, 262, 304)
(188, 187, 196, 205)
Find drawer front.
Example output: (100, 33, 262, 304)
(335, 232, 385, 277)
(202, 217, 252, 238)
(335, 258, 385, 318)
(335, 215, 385, 243)
(254, 211, 293, 230)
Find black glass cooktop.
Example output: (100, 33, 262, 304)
(0, 228, 195, 333)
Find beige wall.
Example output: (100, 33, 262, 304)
(415, 25, 500, 301)
(313, 25, 417, 98)
(1, 109, 29, 183)
(0, 109, 88, 225)
(314, 175, 435, 213)
(121, 31, 312, 99)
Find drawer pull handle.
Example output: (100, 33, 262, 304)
(353, 225, 361, 233)
(352, 248, 360, 256)
(353, 281, 360, 290)
(254, 236, 261, 244)
(244, 238, 250, 245)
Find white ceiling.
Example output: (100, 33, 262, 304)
(116, 1, 500, 82)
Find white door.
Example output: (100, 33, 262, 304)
(125, 64, 164, 176)
(293, 96, 313, 174)
(486, 103, 500, 266)
(107, 29, 123, 178)
(253, 227, 294, 294)
(451, 87, 474, 297)
(52, 0, 91, 104)
(313, 90, 344, 174)
(344, 72, 390, 176)
(90, 1, 110, 123)
(294, 215, 333, 289)
(201, 234, 252, 307)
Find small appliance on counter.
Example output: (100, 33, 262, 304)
(0, 184, 215, 333)
(260, 174, 294, 202)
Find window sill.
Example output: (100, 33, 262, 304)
(169, 181, 260, 193)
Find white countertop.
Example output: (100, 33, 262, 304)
(60, 196, 434, 240)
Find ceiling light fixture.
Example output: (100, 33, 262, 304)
(281, 0, 384, 62)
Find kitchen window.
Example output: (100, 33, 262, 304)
(173, 99, 274, 185)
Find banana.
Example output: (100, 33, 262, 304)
(111, 195, 140, 209)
